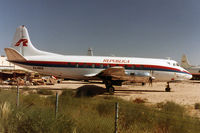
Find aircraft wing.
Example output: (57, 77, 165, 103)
(85, 66, 152, 83)
(97, 66, 125, 79)
(84, 66, 125, 80)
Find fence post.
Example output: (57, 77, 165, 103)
(114, 102, 119, 133)
(16, 82, 19, 107)
(55, 92, 59, 118)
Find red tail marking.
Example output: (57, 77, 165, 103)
(15, 39, 28, 47)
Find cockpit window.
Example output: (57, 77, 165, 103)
(167, 61, 179, 67)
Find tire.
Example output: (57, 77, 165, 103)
(165, 87, 171, 92)
(109, 86, 115, 95)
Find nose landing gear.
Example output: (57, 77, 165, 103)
(165, 82, 171, 92)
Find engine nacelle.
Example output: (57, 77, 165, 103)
(126, 71, 151, 77)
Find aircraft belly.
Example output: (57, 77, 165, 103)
(125, 70, 175, 82)
(15, 63, 102, 79)
(153, 71, 175, 81)
(47, 67, 102, 79)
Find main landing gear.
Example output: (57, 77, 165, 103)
(165, 82, 171, 92)
(104, 80, 115, 95)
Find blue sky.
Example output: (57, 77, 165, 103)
(1, 0, 200, 64)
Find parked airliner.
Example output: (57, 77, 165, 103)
(181, 54, 200, 80)
(4, 26, 192, 93)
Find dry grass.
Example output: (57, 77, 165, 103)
(0, 89, 199, 133)
(0, 102, 11, 120)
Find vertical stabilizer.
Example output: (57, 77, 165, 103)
(181, 54, 191, 68)
(11, 25, 51, 56)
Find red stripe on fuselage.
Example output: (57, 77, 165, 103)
(25, 60, 190, 74)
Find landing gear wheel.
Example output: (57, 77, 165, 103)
(108, 86, 115, 95)
(165, 87, 171, 92)
(165, 82, 171, 92)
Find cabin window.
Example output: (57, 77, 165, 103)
(83, 64, 88, 68)
(100, 64, 104, 68)
(124, 65, 127, 69)
(92, 64, 95, 68)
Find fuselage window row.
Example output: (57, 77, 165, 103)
(65, 63, 145, 70)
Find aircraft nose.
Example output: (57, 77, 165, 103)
(186, 73, 193, 80)
(184, 70, 192, 80)
(181, 68, 192, 80)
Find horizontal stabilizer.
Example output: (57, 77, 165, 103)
(4, 48, 26, 62)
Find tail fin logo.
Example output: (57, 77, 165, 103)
(15, 39, 28, 47)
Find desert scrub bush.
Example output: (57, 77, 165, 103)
(37, 89, 53, 95)
(60, 90, 75, 98)
(132, 97, 147, 104)
(118, 101, 200, 133)
(8, 107, 76, 133)
(44, 95, 57, 107)
(194, 103, 200, 110)
(96, 102, 115, 116)
(0, 90, 17, 104)
(10, 86, 17, 90)
(21, 93, 46, 106)
(59, 90, 76, 107)
(21, 86, 30, 90)
(59, 90, 99, 110)
(155, 101, 199, 133)
(159, 101, 185, 114)
(76, 111, 114, 133)
(119, 102, 156, 131)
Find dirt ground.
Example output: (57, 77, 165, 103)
(1, 80, 200, 106)
(115, 81, 200, 106)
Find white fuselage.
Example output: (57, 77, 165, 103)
(12, 54, 192, 82)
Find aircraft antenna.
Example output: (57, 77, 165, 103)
(87, 48, 93, 56)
